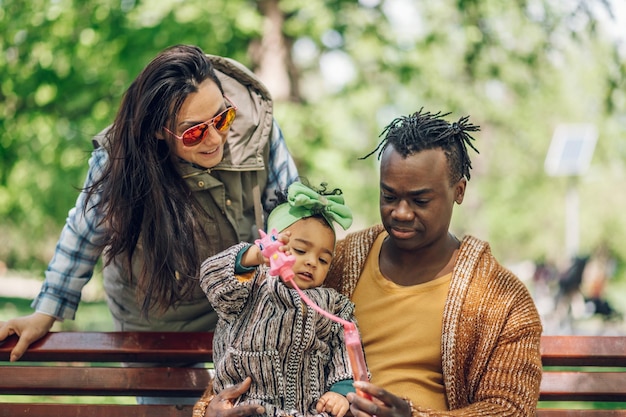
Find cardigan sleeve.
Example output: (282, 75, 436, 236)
(422, 237, 543, 416)
(412, 298, 542, 416)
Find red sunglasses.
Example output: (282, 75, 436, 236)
(164, 96, 237, 147)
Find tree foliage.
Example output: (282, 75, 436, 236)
(1, 0, 625, 272)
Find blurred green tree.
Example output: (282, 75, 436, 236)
(1, 0, 624, 274)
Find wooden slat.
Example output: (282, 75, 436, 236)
(11, 405, 622, 417)
(537, 411, 626, 417)
(0, 332, 213, 362)
(0, 403, 194, 417)
(0, 366, 211, 396)
(539, 371, 626, 401)
(540, 336, 626, 367)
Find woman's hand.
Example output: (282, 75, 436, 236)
(205, 377, 265, 417)
(0, 312, 56, 362)
(347, 381, 413, 417)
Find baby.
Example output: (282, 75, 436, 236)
(198, 181, 365, 417)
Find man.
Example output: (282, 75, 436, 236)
(194, 109, 543, 417)
(327, 109, 543, 416)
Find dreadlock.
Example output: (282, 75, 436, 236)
(361, 108, 480, 184)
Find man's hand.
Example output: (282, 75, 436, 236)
(0, 312, 56, 361)
(347, 381, 413, 417)
(206, 377, 265, 417)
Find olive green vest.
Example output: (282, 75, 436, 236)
(99, 55, 273, 332)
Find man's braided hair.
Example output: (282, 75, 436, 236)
(361, 108, 480, 184)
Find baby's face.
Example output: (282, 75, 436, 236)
(283, 217, 335, 290)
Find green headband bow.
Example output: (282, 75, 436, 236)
(266, 182, 353, 233)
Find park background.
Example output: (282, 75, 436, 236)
(1, 0, 626, 336)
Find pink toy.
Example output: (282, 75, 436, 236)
(255, 228, 296, 281)
(255, 229, 372, 399)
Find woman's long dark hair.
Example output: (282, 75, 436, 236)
(86, 45, 223, 316)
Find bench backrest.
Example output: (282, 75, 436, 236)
(0, 332, 214, 417)
(1, 333, 626, 416)
(538, 335, 626, 416)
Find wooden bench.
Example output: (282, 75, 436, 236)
(0, 332, 214, 417)
(1, 333, 625, 416)
(537, 335, 626, 416)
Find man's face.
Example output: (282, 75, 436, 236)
(379, 146, 466, 252)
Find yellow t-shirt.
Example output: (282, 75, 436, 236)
(351, 232, 450, 411)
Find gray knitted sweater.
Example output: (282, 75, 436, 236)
(200, 243, 356, 417)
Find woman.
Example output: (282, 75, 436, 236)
(0, 45, 298, 363)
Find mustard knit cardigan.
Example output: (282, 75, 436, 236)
(325, 225, 543, 417)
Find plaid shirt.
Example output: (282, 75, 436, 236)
(32, 120, 298, 320)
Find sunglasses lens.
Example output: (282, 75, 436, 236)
(178, 105, 236, 146)
(214, 108, 236, 132)
(182, 123, 209, 147)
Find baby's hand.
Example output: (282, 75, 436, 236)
(316, 392, 349, 417)
(276, 231, 291, 252)
(270, 231, 292, 260)
(246, 231, 292, 268)
(241, 245, 265, 268)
